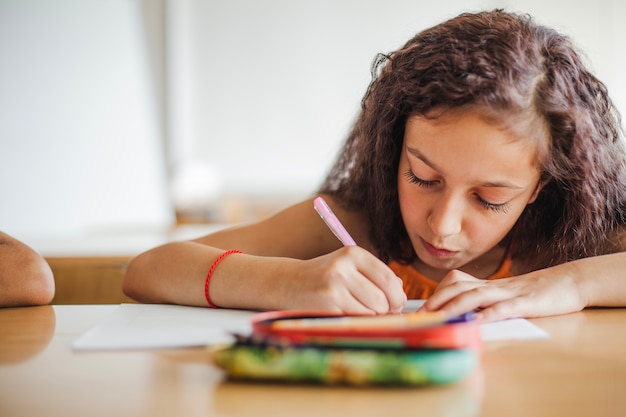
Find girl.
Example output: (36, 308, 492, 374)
(123, 10, 626, 321)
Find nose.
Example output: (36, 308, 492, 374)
(427, 193, 463, 238)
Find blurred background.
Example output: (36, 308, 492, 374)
(1, 0, 625, 240)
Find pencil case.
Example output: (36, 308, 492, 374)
(212, 341, 477, 386)
(251, 310, 481, 350)
(211, 310, 481, 386)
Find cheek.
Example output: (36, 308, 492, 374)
(397, 182, 428, 229)
(463, 211, 520, 248)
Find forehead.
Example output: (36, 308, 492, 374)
(414, 106, 548, 163)
(403, 111, 542, 182)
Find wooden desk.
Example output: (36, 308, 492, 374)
(46, 256, 135, 304)
(0, 305, 625, 417)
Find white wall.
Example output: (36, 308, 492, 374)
(168, 0, 626, 204)
(0, 0, 173, 237)
(1, 0, 624, 239)
(169, 0, 501, 198)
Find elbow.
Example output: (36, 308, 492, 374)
(0, 233, 54, 306)
(34, 258, 55, 305)
(122, 252, 152, 303)
(122, 255, 142, 302)
(26, 256, 55, 305)
(0, 254, 55, 307)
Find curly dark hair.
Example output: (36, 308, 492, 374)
(319, 9, 626, 270)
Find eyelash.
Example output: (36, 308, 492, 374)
(403, 170, 437, 187)
(403, 170, 511, 214)
(477, 198, 510, 214)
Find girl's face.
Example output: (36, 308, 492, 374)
(397, 110, 542, 278)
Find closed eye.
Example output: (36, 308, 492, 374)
(405, 170, 512, 213)
(475, 196, 511, 213)
(403, 170, 438, 188)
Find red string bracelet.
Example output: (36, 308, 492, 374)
(204, 249, 242, 308)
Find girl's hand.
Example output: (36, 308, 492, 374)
(283, 246, 407, 315)
(419, 267, 587, 322)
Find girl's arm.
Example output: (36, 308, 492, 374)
(123, 197, 407, 313)
(421, 252, 626, 321)
(0, 232, 55, 307)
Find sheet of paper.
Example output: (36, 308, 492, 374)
(73, 301, 547, 351)
(72, 304, 255, 351)
(479, 317, 549, 341)
(403, 299, 549, 341)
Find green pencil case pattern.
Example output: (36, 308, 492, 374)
(212, 344, 477, 386)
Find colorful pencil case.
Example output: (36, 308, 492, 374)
(211, 310, 481, 386)
(251, 310, 481, 350)
(212, 341, 477, 386)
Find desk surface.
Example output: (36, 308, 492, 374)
(0, 305, 625, 417)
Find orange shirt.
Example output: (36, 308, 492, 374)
(389, 252, 514, 300)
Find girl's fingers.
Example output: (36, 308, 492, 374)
(474, 299, 526, 322)
(323, 247, 407, 314)
(423, 267, 589, 321)
(422, 270, 482, 311)
(435, 285, 514, 318)
(353, 250, 407, 313)
(423, 271, 522, 318)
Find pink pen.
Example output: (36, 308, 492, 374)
(313, 196, 357, 246)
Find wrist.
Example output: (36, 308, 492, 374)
(567, 258, 593, 309)
(207, 254, 300, 310)
(205, 250, 242, 308)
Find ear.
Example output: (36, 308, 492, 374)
(527, 179, 547, 204)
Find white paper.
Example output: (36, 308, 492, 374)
(480, 318, 549, 341)
(402, 299, 426, 311)
(72, 304, 255, 351)
(73, 301, 547, 351)
(403, 299, 549, 341)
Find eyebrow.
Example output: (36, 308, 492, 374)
(406, 146, 526, 190)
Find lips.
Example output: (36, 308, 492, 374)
(421, 238, 458, 259)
